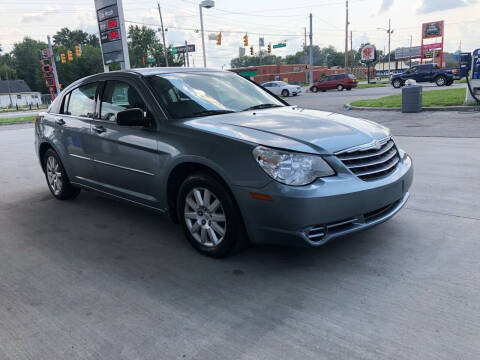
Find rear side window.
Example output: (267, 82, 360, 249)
(66, 83, 97, 118)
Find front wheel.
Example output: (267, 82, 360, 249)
(311, 86, 318, 93)
(392, 79, 403, 88)
(336, 84, 344, 91)
(281, 89, 289, 97)
(177, 173, 245, 258)
(43, 148, 81, 200)
(435, 76, 446, 87)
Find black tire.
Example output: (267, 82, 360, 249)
(435, 75, 446, 87)
(392, 79, 403, 88)
(177, 172, 245, 258)
(446, 79, 453, 86)
(311, 86, 318, 93)
(43, 148, 81, 200)
(336, 84, 344, 91)
(281, 89, 289, 97)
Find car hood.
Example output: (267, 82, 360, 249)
(181, 106, 390, 154)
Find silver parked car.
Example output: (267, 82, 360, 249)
(261, 81, 301, 96)
(35, 68, 413, 257)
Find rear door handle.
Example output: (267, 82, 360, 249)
(55, 118, 65, 126)
(92, 125, 106, 134)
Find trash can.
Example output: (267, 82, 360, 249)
(402, 84, 422, 113)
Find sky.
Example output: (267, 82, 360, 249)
(1, 0, 479, 68)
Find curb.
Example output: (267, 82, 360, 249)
(0, 120, 35, 126)
(344, 104, 480, 112)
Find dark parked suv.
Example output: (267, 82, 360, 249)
(35, 68, 412, 257)
(310, 73, 357, 92)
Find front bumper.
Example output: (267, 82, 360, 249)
(232, 152, 413, 247)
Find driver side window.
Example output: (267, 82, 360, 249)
(100, 81, 148, 122)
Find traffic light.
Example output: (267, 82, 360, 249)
(243, 34, 248, 47)
(67, 50, 73, 61)
(250, 46, 254, 55)
(216, 32, 222, 46)
(267, 44, 271, 53)
(75, 44, 82, 57)
(60, 53, 66, 63)
(142, 57, 146, 65)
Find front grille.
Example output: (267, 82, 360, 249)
(336, 138, 400, 181)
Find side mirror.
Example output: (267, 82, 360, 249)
(116, 108, 146, 126)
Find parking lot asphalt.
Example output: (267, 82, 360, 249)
(1, 98, 479, 358)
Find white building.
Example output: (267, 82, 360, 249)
(0, 80, 41, 108)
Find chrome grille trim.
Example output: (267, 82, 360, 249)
(336, 138, 400, 181)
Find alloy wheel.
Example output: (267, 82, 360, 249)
(46, 155, 63, 196)
(184, 187, 227, 247)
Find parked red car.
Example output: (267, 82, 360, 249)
(310, 73, 357, 92)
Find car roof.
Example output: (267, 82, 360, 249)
(128, 67, 223, 76)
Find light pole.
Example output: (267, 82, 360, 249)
(377, 19, 393, 76)
(199, 0, 214, 68)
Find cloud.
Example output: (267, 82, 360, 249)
(379, 0, 394, 13)
(417, 0, 477, 14)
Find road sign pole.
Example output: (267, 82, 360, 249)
(47, 35, 60, 95)
(116, 0, 130, 69)
(309, 13, 313, 86)
(185, 40, 190, 67)
(199, 5, 206, 67)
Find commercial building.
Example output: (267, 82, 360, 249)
(230, 64, 375, 83)
(0, 80, 41, 108)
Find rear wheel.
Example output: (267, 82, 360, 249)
(435, 75, 446, 87)
(311, 86, 318, 93)
(336, 84, 344, 91)
(392, 78, 403, 88)
(446, 79, 453, 86)
(43, 149, 81, 200)
(177, 173, 245, 258)
(281, 89, 289, 97)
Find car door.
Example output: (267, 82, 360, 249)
(325, 75, 336, 90)
(270, 82, 281, 95)
(89, 79, 160, 206)
(52, 82, 98, 185)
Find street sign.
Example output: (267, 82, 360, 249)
(146, 57, 155, 63)
(240, 71, 257, 77)
(172, 44, 195, 54)
(55, 55, 61, 62)
(272, 43, 286, 49)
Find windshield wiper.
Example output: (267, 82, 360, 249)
(177, 110, 235, 119)
(242, 104, 283, 111)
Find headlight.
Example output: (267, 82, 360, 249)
(252, 146, 335, 186)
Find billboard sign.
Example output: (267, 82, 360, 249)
(423, 21, 444, 39)
(94, 0, 129, 68)
(361, 45, 376, 62)
(394, 46, 421, 60)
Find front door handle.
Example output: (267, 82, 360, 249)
(55, 118, 65, 126)
(92, 125, 106, 133)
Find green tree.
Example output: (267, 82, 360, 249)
(11, 37, 48, 92)
(230, 50, 282, 68)
(53, 28, 90, 48)
(127, 25, 183, 68)
(54, 45, 103, 88)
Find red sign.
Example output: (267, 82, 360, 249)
(422, 42, 442, 50)
(108, 19, 117, 29)
(422, 21, 444, 39)
(361, 45, 376, 62)
(109, 30, 119, 40)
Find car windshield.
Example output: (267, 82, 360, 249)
(347, 74, 356, 80)
(276, 81, 288, 86)
(147, 71, 284, 119)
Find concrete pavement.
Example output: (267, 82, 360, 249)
(1, 100, 479, 359)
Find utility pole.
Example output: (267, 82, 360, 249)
(309, 13, 313, 85)
(344, 1, 349, 73)
(157, 2, 169, 67)
(409, 35, 412, 68)
(304, 27, 308, 83)
(350, 30, 353, 73)
(388, 18, 392, 76)
(5, 71, 13, 107)
(185, 40, 190, 67)
(47, 35, 60, 95)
